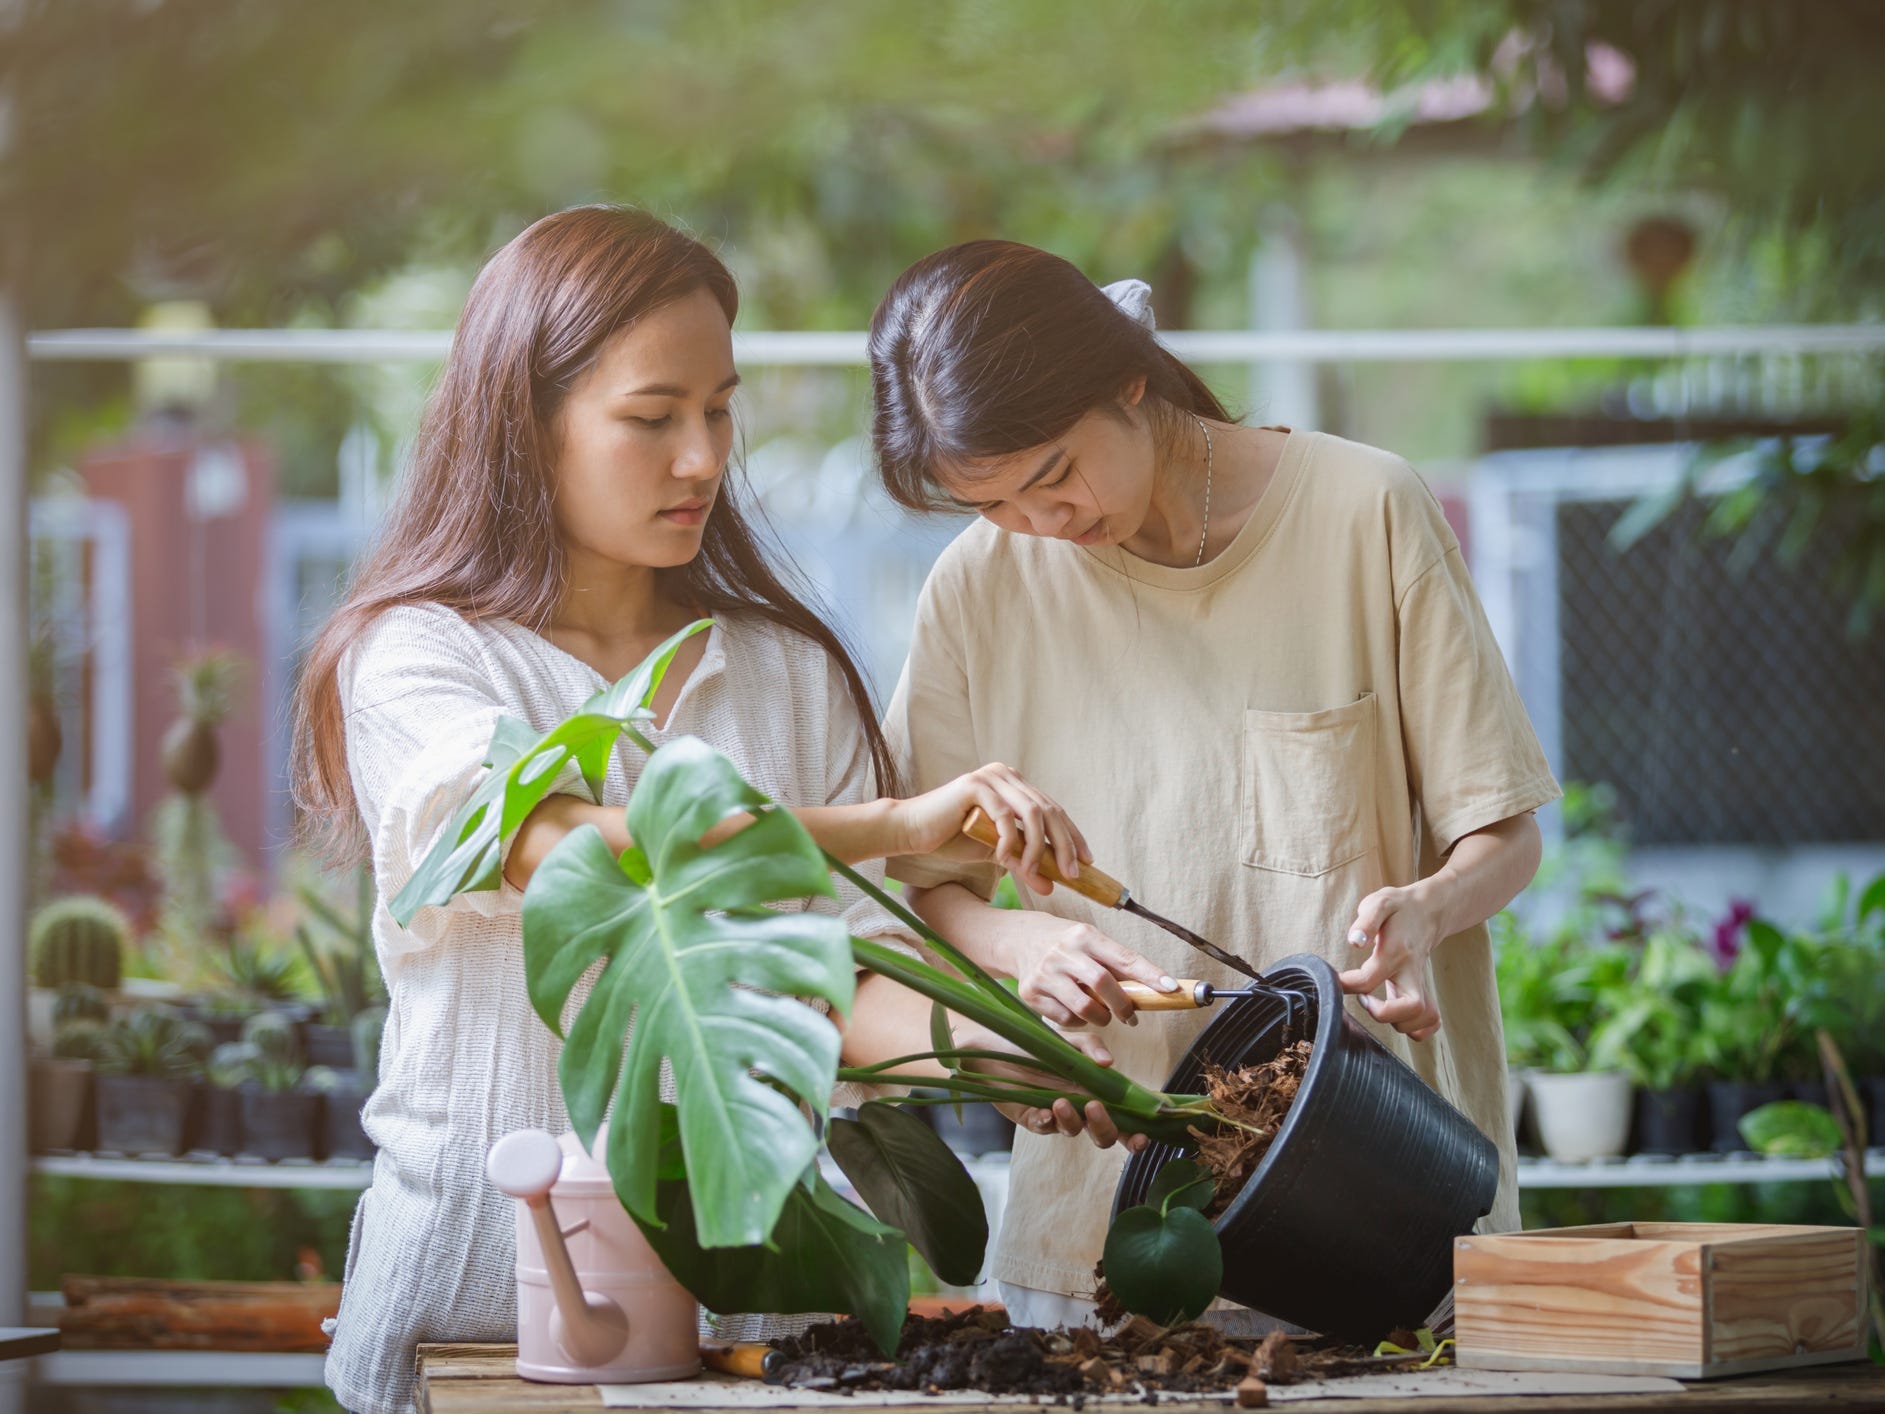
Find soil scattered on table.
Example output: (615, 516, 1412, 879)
(1189, 1040, 1310, 1219)
(765, 1307, 1427, 1400)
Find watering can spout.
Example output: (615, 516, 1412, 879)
(488, 1129, 631, 1367)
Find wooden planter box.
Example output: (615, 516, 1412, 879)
(1454, 1222, 1871, 1379)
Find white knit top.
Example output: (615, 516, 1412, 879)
(323, 604, 918, 1414)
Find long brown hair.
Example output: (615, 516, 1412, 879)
(868, 240, 1231, 511)
(295, 205, 897, 862)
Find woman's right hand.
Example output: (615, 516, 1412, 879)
(998, 909, 1178, 1028)
(951, 1019, 1149, 1152)
(890, 762, 1091, 893)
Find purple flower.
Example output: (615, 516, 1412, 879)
(1711, 899, 1756, 970)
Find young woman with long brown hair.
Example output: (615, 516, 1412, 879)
(870, 242, 1559, 1331)
(296, 209, 1128, 1414)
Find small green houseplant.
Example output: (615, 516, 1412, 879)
(94, 1007, 209, 1156)
(295, 866, 383, 1067)
(29, 1008, 108, 1153)
(230, 1010, 321, 1162)
(396, 623, 1231, 1343)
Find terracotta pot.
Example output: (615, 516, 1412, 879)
(29, 1056, 94, 1152)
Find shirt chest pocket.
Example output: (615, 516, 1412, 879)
(1241, 693, 1378, 877)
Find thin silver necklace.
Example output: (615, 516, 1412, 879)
(1192, 415, 1214, 567)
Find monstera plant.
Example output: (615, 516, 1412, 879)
(394, 622, 1230, 1346)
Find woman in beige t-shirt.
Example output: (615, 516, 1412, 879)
(868, 241, 1562, 1329)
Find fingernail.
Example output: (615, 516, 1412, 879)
(1159, 976, 1177, 991)
(1348, 928, 1368, 945)
(1095, 1049, 1112, 1065)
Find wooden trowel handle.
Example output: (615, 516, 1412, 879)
(961, 806, 1128, 908)
(1120, 980, 1207, 1011)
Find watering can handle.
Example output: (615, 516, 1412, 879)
(961, 807, 1128, 908)
(487, 1131, 630, 1368)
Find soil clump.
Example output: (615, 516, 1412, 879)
(765, 1306, 1427, 1400)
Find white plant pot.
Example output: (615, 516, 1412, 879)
(1527, 1070, 1632, 1162)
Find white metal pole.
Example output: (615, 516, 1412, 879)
(0, 1, 31, 1404)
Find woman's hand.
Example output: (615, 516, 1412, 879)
(951, 1019, 1149, 1152)
(1000, 910, 1177, 1029)
(891, 763, 1091, 893)
(1336, 880, 1448, 1042)
(1337, 814, 1544, 1044)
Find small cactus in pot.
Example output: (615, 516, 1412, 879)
(31, 1015, 107, 1153)
(234, 1010, 321, 1161)
(93, 1007, 209, 1156)
(31, 897, 128, 992)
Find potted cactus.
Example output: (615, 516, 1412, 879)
(232, 1011, 321, 1161)
(29, 994, 109, 1152)
(27, 895, 129, 1048)
(314, 1006, 383, 1161)
(94, 1007, 209, 1155)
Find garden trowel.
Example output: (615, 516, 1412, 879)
(961, 807, 1264, 986)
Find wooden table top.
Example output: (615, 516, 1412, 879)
(415, 1344, 1885, 1413)
(0, 1328, 61, 1364)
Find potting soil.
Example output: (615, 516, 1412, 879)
(765, 1309, 1428, 1400)
(1191, 1040, 1311, 1220)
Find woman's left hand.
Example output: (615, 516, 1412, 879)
(1336, 880, 1448, 1042)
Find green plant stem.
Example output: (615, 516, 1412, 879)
(848, 935, 1173, 1116)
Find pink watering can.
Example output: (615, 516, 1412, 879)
(487, 1126, 702, 1383)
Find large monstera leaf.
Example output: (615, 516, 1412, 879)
(522, 735, 856, 1249)
(389, 619, 710, 923)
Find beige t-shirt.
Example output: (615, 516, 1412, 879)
(884, 428, 1560, 1298)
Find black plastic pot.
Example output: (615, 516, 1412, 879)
(95, 1074, 195, 1156)
(1706, 1079, 1789, 1153)
(198, 1084, 244, 1157)
(238, 1086, 321, 1161)
(1633, 1086, 1704, 1156)
(1113, 954, 1498, 1342)
(1789, 1079, 1830, 1108)
(28, 1057, 94, 1152)
(302, 1023, 355, 1071)
(925, 1097, 1015, 1157)
(321, 1077, 376, 1160)
(178, 1004, 254, 1049)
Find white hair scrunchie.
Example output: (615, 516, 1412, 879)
(1100, 278, 1156, 331)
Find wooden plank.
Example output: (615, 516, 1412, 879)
(57, 1275, 339, 1353)
(1455, 1234, 1708, 1375)
(1705, 1227, 1866, 1373)
(411, 1349, 1885, 1414)
(0, 1327, 60, 1362)
(417, 1343, 604, 1412)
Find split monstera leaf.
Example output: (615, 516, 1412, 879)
(392, 620, 1231, 1349)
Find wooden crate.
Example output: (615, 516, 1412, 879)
(1454, 1222, 1870, 1379)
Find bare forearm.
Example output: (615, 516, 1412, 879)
(908, 882, 1022, 977)
(505, 795, 912, 890)
(1415, 813, 1543, 937)
(834, 973, 953, 1080)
